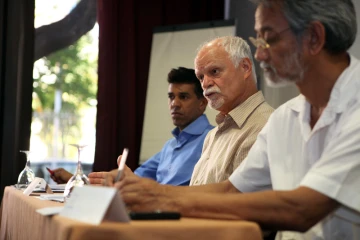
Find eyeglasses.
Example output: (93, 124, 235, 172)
(249, 27, 291, 49)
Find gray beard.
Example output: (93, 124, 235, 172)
(261, 50, 305, 88)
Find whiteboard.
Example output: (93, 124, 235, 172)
(140, 21, 236, 163)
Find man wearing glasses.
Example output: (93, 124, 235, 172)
(112, 0, 360, 238)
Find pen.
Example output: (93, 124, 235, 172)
(115, 148, 129, 182)
(46, 167, 55, 176)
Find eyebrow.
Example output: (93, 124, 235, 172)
(256, 26, 275, 33)
(168, 92, 191, 95)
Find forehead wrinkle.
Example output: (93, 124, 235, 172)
(195, 57, 215, 75)
(195, 53, 208, 73)
(169, 83, 195, 94)
(196, 48, 226, 66)
(255, 3, 288, 33)
(195, 48, 208, 63)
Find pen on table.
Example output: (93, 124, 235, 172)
(115, 148, 129, 182)
(46, 167, 55, 176)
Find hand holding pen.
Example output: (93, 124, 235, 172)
(46, 167, 55, 176)
(115, 148, 129, 182)
(88, 150, 132, 186)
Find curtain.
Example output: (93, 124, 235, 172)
(94, 0, 224, 171)
(0, 0, 35, 199)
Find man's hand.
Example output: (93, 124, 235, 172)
(114, 175, 177, 212)
(100, 154, 136, 186)
(88, 154, 135, 186)
(88, 171, 112, 186)
(103, 165, 136, 186)
(50, 168, 73, 184)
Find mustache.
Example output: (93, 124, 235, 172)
(260, 62, 277, 73)
(260, 62, 271, 69)
(203, 86, 221, 97)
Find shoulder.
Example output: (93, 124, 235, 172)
(161, 136, 177, 148)
(202, 126, 218, 141)
(204, 124, 214, 133)
(198, 124, 214, 140)
(270, 95, 303, 120)
(251, 101, 274, 123)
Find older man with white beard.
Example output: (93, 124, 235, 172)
(189, 36, 274, 185)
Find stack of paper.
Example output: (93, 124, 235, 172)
(39, 194, 65, 203)
(49, 184, 66, 192)
(36, 206, 64, 216)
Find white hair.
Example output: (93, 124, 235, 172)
(196, 36, 257, 84)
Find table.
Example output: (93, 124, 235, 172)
(0, 186, 263, 240)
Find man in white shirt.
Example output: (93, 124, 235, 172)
(110, 0, 360, 239)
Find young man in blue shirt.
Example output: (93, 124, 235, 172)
(133, 67, 213, 185)
(51, 67, 213, 186)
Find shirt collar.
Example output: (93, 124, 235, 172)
(216, 91, 266, 128)
(172, 114, 210, 137)
(326, 54, 359, 113)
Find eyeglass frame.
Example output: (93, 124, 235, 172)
(249, 27, 291, 49)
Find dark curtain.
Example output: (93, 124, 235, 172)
(94, 0, 224, 172)
(0, 0, 35, 199)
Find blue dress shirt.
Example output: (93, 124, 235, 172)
(134, 114, 213, 186)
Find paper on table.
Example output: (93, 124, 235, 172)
(39, 194, 65, 203)
(36, 206, 64, 216)
(23, 177, 45, 195)
(49, 184, 66, 192)
(59, 185, 130, 225)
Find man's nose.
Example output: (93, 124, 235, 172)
(171, 98, 181, 108)
(202, 75, 214, 89)
(254, 47, 269, 62)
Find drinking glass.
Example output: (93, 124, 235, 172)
(17, 150, 35, 189)
(64, 144, 90, 200)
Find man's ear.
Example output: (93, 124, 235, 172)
(304, 21, 325, 55)
(199, 97, 208, 112)
(240, 58, 252, 79)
